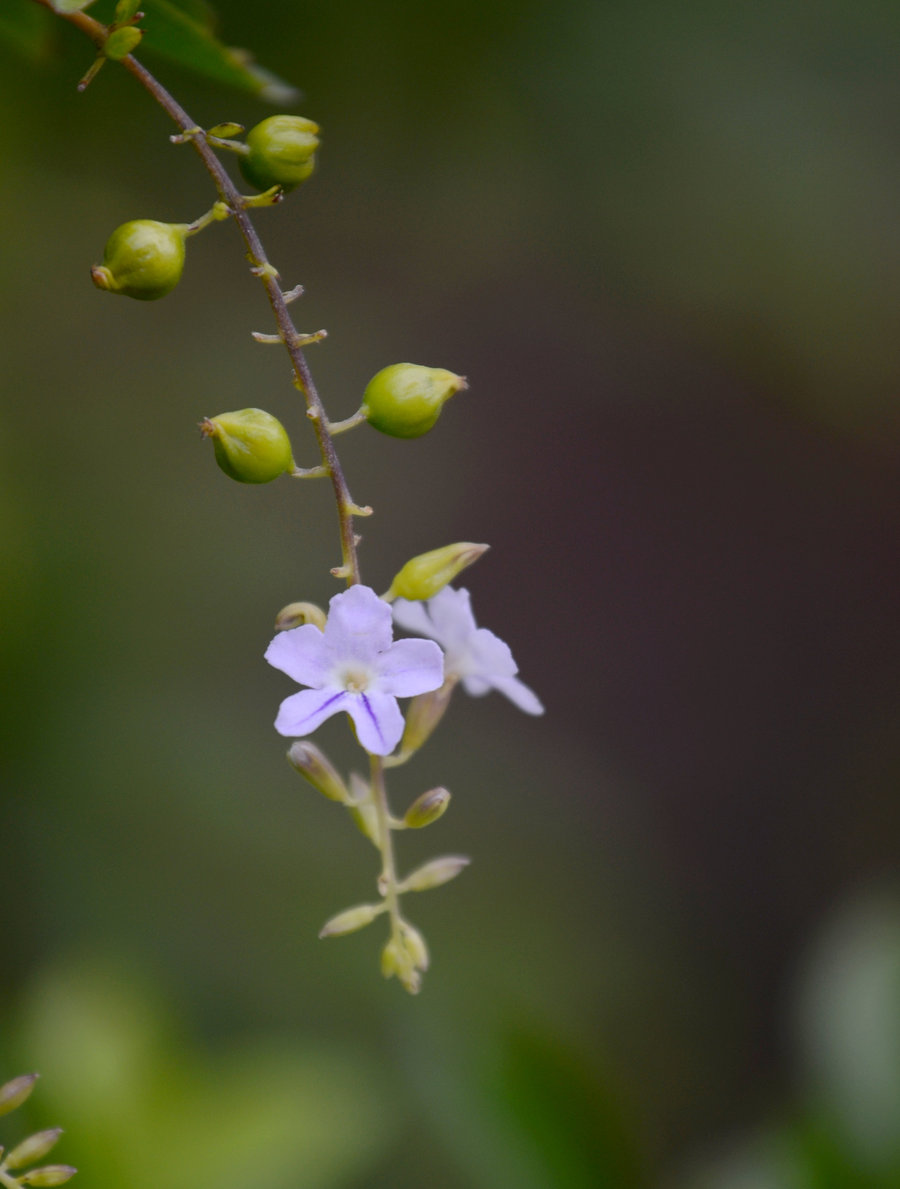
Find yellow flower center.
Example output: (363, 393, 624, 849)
(342, 668, 371, 694)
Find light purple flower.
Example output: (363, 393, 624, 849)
(265, 584, 444, 755)
(392, 587, 544, 715)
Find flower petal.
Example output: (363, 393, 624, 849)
(344, 689, 404, 755)
(274, 687, 349, 737)
(425, 587, 478, 647)
(265, 623, 332, 687)
(491, 675, 545, 715)
(391, 598, 434, 638)
(376, 638, 444, 697)
(451, 627, 515, 684)
(324, 585, 393, 662)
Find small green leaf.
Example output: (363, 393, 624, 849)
(137, 0, 300, 103)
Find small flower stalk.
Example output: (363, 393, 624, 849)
(49, 0, 544, 993)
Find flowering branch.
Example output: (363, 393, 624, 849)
(35, 0, 544, 993)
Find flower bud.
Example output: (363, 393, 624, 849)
(274, 601, 327, 632)
(403, 787, 451, 828)
(114, 0, 141, 20)
(104, 26, 142, 60)
(286, 741, 349, 803)
(19, 1168, 77, 1187)
(399, 921, 429, 971)
(400, 855, 470, 893)
(387, 542, 488, 602)
(200, 409, 294, 484)
(380, 938, 421, 994)
(398, 678, 457, 758)
(91, 220, 186, 300)
(6, 1130, 64, 1171)
(0, 1074, 38, 1118)
(381, 923, 428, 993)
(348, 773, 380, 846)
(318, 903, 381, 938)
(239, 116, 320, 192)
(363, 364, 467, 439)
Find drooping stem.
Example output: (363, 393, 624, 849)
(33, 0, 362, 584)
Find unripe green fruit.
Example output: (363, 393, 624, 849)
(91, 220, 186, 301)
(200, 408, 294, 484)
(239, 116, 320, 192)
(362, 363, 467, 439)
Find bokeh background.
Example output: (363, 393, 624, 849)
(2, 1, 900, 1185)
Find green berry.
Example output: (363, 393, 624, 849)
(200, 409, 294, 484)
(91, 220, 186, 301)
(362, 363, 467, 439)
(239, 116, 320, 193)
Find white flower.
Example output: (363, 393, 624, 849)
(392, 587, 544, 715)
(265, 584, 444, 755)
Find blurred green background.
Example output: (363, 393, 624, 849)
(3, 0, 900, 1185)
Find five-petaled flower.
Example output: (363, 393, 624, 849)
(266, 584, 444, 755)
(392, 586, 544, 714)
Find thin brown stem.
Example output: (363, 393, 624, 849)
(34, 0, 362, 584)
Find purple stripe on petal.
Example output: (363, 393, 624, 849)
(345, 690, 404, 755)
(360, 694, 386, 751)
(274, 688, 347, 737)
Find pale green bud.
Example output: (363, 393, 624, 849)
(363, 364, 467, 439)
(91, 220, 186, 300)
(398, 678, 457, 758)
(347, 774, 380, 846)
(387, 543, 488, 602)
(19, 1167, 77, 1187)
(0, 1074, 38, 1118)
(104, 26, 142, 59)
(114, 0, 141, 20)
(240, 116, 320, 192)
(350, 802, 380, 846)
(286, 742, 349, 803)
(399, 921, 429, 971)
(6, 1130, 63, 1171)
(400, 855, 470, 893)
(380, 939, 421, 994)
(200, 409, 294, 484)
(380, 938, 402, 978)
(403, 787, 451, 828)
(318, 903, 381, 938)
(274, 601, 327, 632)
(381, 924, 428, 994)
